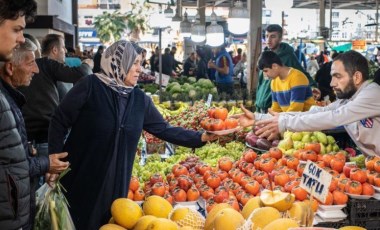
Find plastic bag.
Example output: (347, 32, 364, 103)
(34, 169, 75, 230)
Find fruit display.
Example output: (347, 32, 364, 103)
(245, 130, 279, 151)
(166, 77, 217, 101)
(200, 107, 239, 132)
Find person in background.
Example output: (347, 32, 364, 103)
(294, 45, 307, 70)
(19, 33, 93, 161)
(141, 48, 148, 68)
(0, 38, 69, 229)
(170, 46, 182, 73)
(307, 55, 319, 78)
(255, 24, 317, 113)
(162, 47, 176, 77)
(233, 52, 247, 89)
(65, 47, 82, 67)
(315, 51, 340, 102)
(375, 47, 380, 65)
(149, 47, 158, 75)
(196, 48, 208, 80)
(238, 50, 380, 156)
(24, 33, 41, 58)
(92, 45, 104, 73)
(258, 51, 315, 113)
(208, 44, 234, 96)
(232, 48, 243, 65)
(0, 1, 37, 229)
(48, 40, 217, 229)
(183, 52, 197, 77)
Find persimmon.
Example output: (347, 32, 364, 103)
(260, 158, 275, 173)
(164, 193, 174, 205)
(362, 182, 375, 196)
(240, 175, 253, 187)
(273, 185, 285, 192)
(350, 168, 367, 183)
(200, 186, 214, 200)
(334, 152, 347, 161)
(243, 149, 257, 163)
(255, 171, 269, 184)
(287, 157, 299, 170)
(374, 173, 380, 187)
(365, 156, 379, 171)
(337, 178, 351, 191)
(245, 180, 260, 196)
(329, 178, 338, 192)
(127, 189, 134, 200)
(207, 108, 216, 118)
(226, 197, 240, 212)
(235, 190, 246, 202)
(274, 173, 290, 187)
(134, 188, 145, 201)
(297, 162, 307, 176)
(206, 197, 216, 213)
(129, 176, 140, 192)
(330, 158, 345, 173)
(198, 164, 212, 175)
(284, 180, 299, 193)
(305, 143, 321, 154)
(152, 182, 166, 197)
(214, 187, 229, 203)
(240, 193, 254, 206)
(224, 118, 238, 129)
(345, 181, 363, 195)
(211, 119, 225, 131)
(173, 165, 189, 177)
(323, 192, 333, 205)
(374, 160, 380, 173)
(217, 170, 229, 181)
(316, 161, 326, 169)
(367, 170, 377, 184)
(322, 154, 334, 167)
(207, 174, 221, 189)
(302, 150, 318, 162)
(232, 171, 245, 184)
(269, 147, 283, 160)
(229, 182, 242, 195)
(292, 186, 308, 201)
(214, 107, 228, 121)
(332, 190, 348, 205)
(149, 173, 163, 185)
(285, 169, 298, 181)
(218, 157, 233, 172)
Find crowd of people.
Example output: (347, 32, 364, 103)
(2, 0, 380, 229)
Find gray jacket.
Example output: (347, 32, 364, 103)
(0, 91, 30, 229)
(276, 80, 380, 156)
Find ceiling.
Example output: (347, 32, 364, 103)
(180, 0, 378, 10)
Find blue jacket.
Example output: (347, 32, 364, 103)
(48, 75, 205, 229)
(215, 48, 234, 84)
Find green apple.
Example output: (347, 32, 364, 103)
(310, 136, 318, 143)
(291, 132, 303, 141)
(302, 134, 311, 143)
(327, 135, 335, 145)
(326, 144, 333, 153)
(320, 143, 326, 154)
(314, 131, 328, 145)
(333, 144, 340, 152)
(293, 141, 305, 150)
(278, 137, 293, 150)
(283, 131, 294, 139)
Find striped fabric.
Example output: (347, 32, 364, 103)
(271, 68, 315, 112)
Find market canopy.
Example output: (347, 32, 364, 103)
(331, 43, 352, 52)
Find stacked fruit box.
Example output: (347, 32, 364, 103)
(345, 198, 380, 230)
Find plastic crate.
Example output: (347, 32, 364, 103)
(314, 219, 349, 229)
(346, 198, 380, 221)
(350, 218, 380, 230)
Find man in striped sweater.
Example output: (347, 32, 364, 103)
(258, 51, 315, 113)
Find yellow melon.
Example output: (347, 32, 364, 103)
(133, 215, 157, 230)
(143, 195, 173, 218)
(204, 203, 232, 230)
(213, 208, 245, 230)
(99, 223, 126, 230)
(146, 218, 179, 230)
(249, 207, 281, 230)
(260, 189, 295, 212)
(339, 227, 366, 230)
(111, 198, 143, 229)
(262, 218, 299, 230)
(170, 207, 205, 229)
(241, 196, 263, 219)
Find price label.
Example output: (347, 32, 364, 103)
(154, 73, 170, 87)
(206, 94, 213, 107)
(300, 160, 332, 203)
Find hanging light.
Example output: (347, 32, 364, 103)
(227, 0, 249, 35)
(179, 10, 191, 38)
(206, 8, 224, 47)
(164, 4, 174, 18)
(191, 10, 206, 43)
(265, 0, 293, 10)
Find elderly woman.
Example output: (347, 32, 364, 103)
(48, 40, 216, 229)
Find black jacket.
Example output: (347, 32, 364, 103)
(49, 75, 205, 229)
(92, 51, 102, 73)
(0, 82, 30, 229)
(162, 53, 175, 76)
(19, 57, 92, 143)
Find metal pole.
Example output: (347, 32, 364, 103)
(376, 0, 379, 43)
(159, 28, 163, 101)
(329, 0, 332, 41)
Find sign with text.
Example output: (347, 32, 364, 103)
(300, 160, 332, 203)
(352, 39, 366, 51)
(155, 73, 170, 87)
(206, 94, 213, 107)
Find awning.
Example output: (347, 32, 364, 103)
(332, 43, 352, 52)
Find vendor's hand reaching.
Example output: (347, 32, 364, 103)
(231, 104, 255, 128)
(255, 109, 280, 141)
(48, 152, 70, 174)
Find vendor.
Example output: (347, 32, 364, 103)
(238, 50, 380, 156)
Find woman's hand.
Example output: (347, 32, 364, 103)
(231, 104, 255, 128)
(201, 132, 218, 142)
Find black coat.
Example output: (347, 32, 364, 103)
(0, 81, 30, 229)
(48, 75, 205, 229)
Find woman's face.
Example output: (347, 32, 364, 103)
(124, 55, 142, 86)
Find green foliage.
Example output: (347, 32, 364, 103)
(93, 11, 127, 43)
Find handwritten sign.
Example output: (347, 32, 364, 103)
(206, 94, 213, 107)
(300, 160, 332, 203)
(154, 73, 170, 87)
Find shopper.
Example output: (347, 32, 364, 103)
(48, 40, 217, 229)
(0, 38, 69, 229)
(258, 51, 315, 112)
(196, 48, 208, 80)
(183, 52, 197, 76)
(232, 48, 243, 65)
(208, 44, 234, 96)
(233, 52, 247, 89)
(256, 24, 317, 113)
(306, 55, 319, 78)
(92, 45, 104, 73)
(238, 50, 380, 156)
(0, 1, 37, 229)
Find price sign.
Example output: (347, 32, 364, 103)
(300, 160, 332, 203)
(206, 94, 213, 107)
(154, 73, 170, 87)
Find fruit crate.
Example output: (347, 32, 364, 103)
(346, 198, 380, 221)
(314, 219, 349, 229)
(349, 219, 380, 230)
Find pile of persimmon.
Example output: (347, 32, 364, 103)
(200, 107, 238, 131)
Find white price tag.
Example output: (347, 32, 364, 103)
(300, 160, 332, 203)
(206, 94, 213, 107)
(154, 73, 170, 87)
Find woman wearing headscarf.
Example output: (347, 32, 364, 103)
(48, 40, 216, 229)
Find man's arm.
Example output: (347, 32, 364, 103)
(46, 58, 93, 83)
